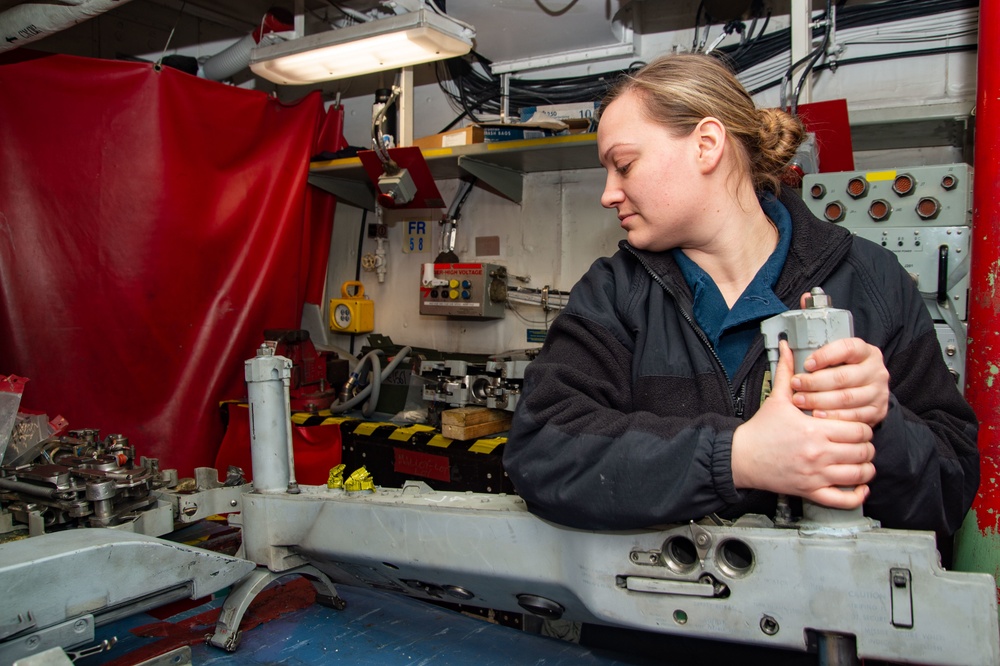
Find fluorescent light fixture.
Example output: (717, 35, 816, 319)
(249, 8, 474, 85)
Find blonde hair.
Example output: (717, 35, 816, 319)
(598, 53, 804, 194)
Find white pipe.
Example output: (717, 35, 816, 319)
(0, 0, 133, 54)
(202, 32, 283, 81)
(201, 9, 293, 81)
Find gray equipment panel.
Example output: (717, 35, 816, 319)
(0, 529, 255, 663)
(235, 484, 999, 666)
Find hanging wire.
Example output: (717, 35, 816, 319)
(155, 1, 187, 70)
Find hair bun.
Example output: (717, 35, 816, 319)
(755, 107, 806, 182)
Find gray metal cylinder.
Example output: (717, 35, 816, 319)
(760, 288, 871, 531)
(245, 344, 293, 494)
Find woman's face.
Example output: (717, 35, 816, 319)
(597, 91, 708, 252)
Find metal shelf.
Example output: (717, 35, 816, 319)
(308, 132, 600, 210)
(307, 102, 975, 211)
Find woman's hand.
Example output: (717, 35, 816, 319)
(732, 340, 876, 509)
(788, 291, 890, 428)
(790, 336, 890, 428)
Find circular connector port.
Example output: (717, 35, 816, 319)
(717, 539, 755, 578)
(941, 174, 958, 190)
(916, 197, 941, 220)
(846, 176, 868, 199)
(823, 201, 846, 223)
(892, 173, 915, 196)
(663, 535, 699, 574)
(809, 183, 826, 199)
(868, 199, 891, 222)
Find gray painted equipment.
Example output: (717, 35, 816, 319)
(0, 529, 255, 663)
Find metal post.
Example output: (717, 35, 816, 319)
(954, 0, 1000, 601)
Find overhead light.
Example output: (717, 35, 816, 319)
(249, 8, 475, 85)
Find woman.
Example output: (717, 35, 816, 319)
(503, 53, 978, 541)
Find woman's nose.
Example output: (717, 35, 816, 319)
(600, 175, 623, 209)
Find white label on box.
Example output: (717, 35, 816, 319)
(442, 133, 468, 148)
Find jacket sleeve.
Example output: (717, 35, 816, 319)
(835, 248, 979, 537)
(502, 257, 745, 530)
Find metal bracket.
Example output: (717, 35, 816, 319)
(207, 565, 345, 652)
(457, 156, 523, 203)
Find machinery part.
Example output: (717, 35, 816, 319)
(0, 375, 28, 464)
(155, 467, 250, 524)
(0, 529, 255, 663)
(245, 344, 294, 494)
(0, 431, 177, 537)
(760, 291, 875, 533)
(262, 329, 344, 412)
(207, 565, 344, 652)
(419, 358, 529, 412)
(234, 482, 999, 665)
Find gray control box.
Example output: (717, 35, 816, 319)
(419, 262, 507, 319)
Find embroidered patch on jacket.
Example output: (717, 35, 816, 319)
(760, 370, 773, 406)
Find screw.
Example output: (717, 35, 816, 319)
(760, 615, 779, 635)
(230, 500, 238, 507)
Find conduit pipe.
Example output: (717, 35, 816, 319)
(0, 0, 132, 53)
(201, 8, 293, 81)
(954, 0, 1000, 600)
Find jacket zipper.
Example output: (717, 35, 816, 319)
(623, 245, 746, 418)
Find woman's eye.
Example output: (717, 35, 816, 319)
(615, 162, 632, 175)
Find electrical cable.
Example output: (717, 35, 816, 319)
(432, 0, 976, 130)
(790, 0, 832, 114)
(750, 42, 977, 96)
(329, 346, 413, 417)
(350, 208, 368, 356)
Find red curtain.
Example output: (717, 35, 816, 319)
(0, 50, 339, 475)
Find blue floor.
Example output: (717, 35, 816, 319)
(79, 583, 658, 665)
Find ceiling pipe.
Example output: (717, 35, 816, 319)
(201, 8, 293, 82)
(0, 0, 133, 54)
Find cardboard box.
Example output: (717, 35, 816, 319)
(411, 126, 484, 150)
(479, 119, 570, 143)
(519, 101, 600, 123)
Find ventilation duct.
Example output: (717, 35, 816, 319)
(201, 8, 294, 82)
(0, 0, 133, 54)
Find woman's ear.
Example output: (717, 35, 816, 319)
(693, 117, 726, 173)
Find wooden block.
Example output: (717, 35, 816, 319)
(441, 407, 511, 440)
(441, 407, 507, 427)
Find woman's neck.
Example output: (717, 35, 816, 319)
(681, 198, 780, 309)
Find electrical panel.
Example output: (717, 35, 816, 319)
(802, 163, 972, 395)
(419, 263, 507, 319)
(802, 163, 972, 320)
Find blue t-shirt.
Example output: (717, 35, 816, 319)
(672, 194, 791, 380)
